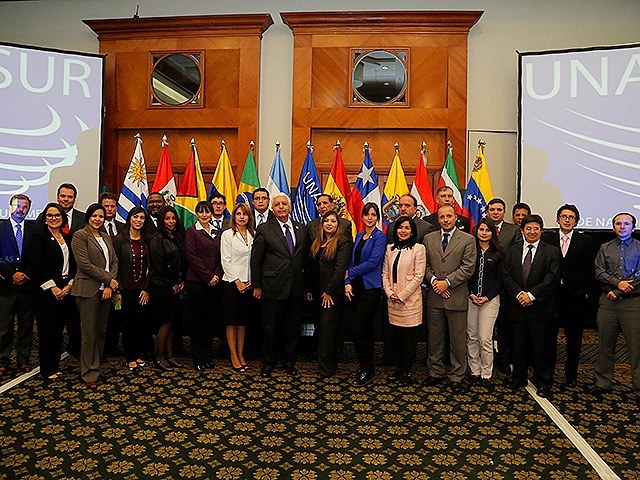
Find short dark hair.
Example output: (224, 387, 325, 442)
(612, 212, 637, 228)
(57, 183, 77, 197)
(473, 218, 502, 260)
(521, 214, 543, 230)
(253, 187, 269, 198)
(147, 191, 164, 200)
(487, 198, 506, 209)
(85, 203, 106, 223)
(195, 200, 213, 214)
(512, 202, 531, 215)
(209, 193, 226, 203)
(391, 216, 417, 249)
(99, 192, 117, 203)
(400, 194, 418, 208)
(436, 186, 453, 195)
(317, 193, 333, 204)
(361, 202, 380, 219)
(9, 194, 31, 207)
(41, 202, 68, 231)
(556, 204, 580, 222)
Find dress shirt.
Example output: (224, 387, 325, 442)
(95, 236, 110, 272)
(256, 211, 268, 226)
(277, 218, 296, 248)
(211, 216, 225, 231)
(521, 240, 540, 264)
(41, 241, 72, 290)
(65, 210, 73, 228)
(9, 218, 25, 254)
(595, 237, 640, 289)
(429, 229, 456, 286)
(104, 220, 117, 237)
(495, 221, 503, 234)
(560, 230, 574, 257)
(221, 229, 253, 282)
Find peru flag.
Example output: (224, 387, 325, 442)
(411, 147, 437, 218)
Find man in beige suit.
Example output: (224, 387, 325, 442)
(422, 205, 477, 393)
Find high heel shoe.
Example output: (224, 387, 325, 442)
(230, 362, 244, 372)
(128, 362, 138, 371)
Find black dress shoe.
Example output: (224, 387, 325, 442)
(589, 385, 612, 395)
(283, 365, 299, 376)
(353, 371, 373, 386)
(508, 379, 527, 390)
(387, 370, 401, 383)
(449, 381, 465, 394)
(397, 373, 412, 387)
(467, 374, 480, 385)
(565, 379, 578, 388)
(421, 376, 444, 387)
(260, 366, 273, 378)
(350, 369, 362, 378)
(204, 362, 215, 369)
(536, 387, 552, 399)
(194, 364, 206, 372)
(480, 378, 493, 391)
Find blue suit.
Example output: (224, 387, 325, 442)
(346, 228, 386, 289)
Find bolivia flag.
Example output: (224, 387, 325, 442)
(209, 142, 238, 218)
(175, 139, 207, 229)
(151, 135, 177, 205)
(381, 152, 409, 230)
(324, 146, 356, 238)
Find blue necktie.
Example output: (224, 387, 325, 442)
(16, 223, 23, 256)
(442, 233, 449, 252)
(284, 224, 294, 254)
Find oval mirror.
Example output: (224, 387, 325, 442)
(151, 53, 202, 106)
(352, 50, 407, 105)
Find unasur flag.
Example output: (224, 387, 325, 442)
(292, 145, 322, 224)
(151, 135, 177, 205)
(381, 151, 409, 230)
(411, 146, 437, 218)
(437, 142, 472, 223)
(208, 142, 238, 218)
(351, 146, 381, 231)
(463, 142, 494, 230)
(266, 143, 290, 199)
(117, 134, 149, 223)
(236, 144, 260, 207)
(324, 145, 356, 238)
(174, 139, 207, 229)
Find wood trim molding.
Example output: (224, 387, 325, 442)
(281, 10, 483, 34)
(84, 14, 274, 40)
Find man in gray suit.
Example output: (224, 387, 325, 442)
(487, 198, 518, 251)
(422, 204, 477, 393)
(386, 194, 436, 245)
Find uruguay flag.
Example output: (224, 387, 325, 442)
(351, 147, 381, 231)
(117, 134, 149, 222)
(265, 144, 290, 200)
(292, 146, 321, 223)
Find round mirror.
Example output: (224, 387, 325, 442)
(151, 54, 202, 106)
(352, 50, 407, 105)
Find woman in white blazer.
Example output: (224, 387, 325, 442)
(220, 203, 255, 372)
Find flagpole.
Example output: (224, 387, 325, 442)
(250, 140, 255, 151)
(334, 139, 341, 151)
(221, 139, 226, 151)
(161, 134, 168, 147)
(134, 132, 142, 144)
(394, 142, 399, 154)
(307, 139, 313, 153)
(447, 139, 452, 152)
(275, 141, 280, 153)
(363, 141, 369, 154)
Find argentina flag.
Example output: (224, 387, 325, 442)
(117, 134, 149, 222)
(292, 146, 321, 223)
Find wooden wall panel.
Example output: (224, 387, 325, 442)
(283, 11, 482, 189)
(85, 14, 272, 192)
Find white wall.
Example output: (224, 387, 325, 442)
(1, 0, 639, 207)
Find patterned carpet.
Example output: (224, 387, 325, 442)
(0, 332, 638, 479)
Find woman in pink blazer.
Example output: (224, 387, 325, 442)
(382, 216, 426, 386)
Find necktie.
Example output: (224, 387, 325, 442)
(258, 213, 265, 226)
(108, 223, 115, 238)
(16, 223, 23, 255)
(442, 233, 449, 252)
(283, 224, 294, 254)
(561, 235, 569, 257)
(214, 219, 222, 230)
(522, 245, 534, 283)
(495, 225, 500, 236)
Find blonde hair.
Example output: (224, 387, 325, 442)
(230, 203, 255, 237)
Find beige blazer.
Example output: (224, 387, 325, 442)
(71, 226, 118, 298)
(382, 243, 426, 327)
(424, 228, 477, 311)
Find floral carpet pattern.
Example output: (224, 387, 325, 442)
(0, 332, 638, 479)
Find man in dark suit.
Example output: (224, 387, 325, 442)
(487, 198, 520, 374)
(144, 191, 166, 234)
(0, 194, 35, 374)
(425, 186, 471, 233)
(253, 188, 272, 227)
(503, 214, 561, 398)
(99, 192, 125, 239)
(251, 193, 309, 377)
(422, 204, 477, 393)
(307, 194, 352, 242)
(386, 194, 436, 245)
(209, 193, 231, 232)
(542, 204, 595, 388)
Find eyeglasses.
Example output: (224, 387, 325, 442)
(45, 213, 62, 219)
(559, 214, 576, 221)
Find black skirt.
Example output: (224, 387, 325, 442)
(222, 280, 253, 327)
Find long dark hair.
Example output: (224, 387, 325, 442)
(230, 203, 255, 237)
(391, 216, 417, 250)
(39, 202, 68, 234)
(157, 205, 185, 241)
(473, 218, 502, 261)
(311, 211, 341, 260)
(121, 206, 149, 242)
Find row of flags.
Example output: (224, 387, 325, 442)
(116, 134, 495, 233)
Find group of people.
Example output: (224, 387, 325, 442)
(0, 182, 638, 407)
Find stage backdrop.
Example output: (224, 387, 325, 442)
(0, 42, 104, 218)
(519, 43, 640, 230)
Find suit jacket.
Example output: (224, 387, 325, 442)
(37, 208, 85, 234)
(211, 217, 230, 232)
(308, 217, 353, 243)
(251, 217, 309, 300)
(0, 219, 35, 293)
(71, 226, 118, 298)
(424, 228, 477, 310)
(503, 241, 561, 320)
(346, 228, 387, 290)
(253, 210, 272, 228)
(496, 221, 519, 251)
(387, 216, 436, 245)
(382, 243, 426, 326)
(25, 229, 76, 290)
(100, 219, 125, 238)
(184, 225, 223, 283)
(309, 236, 352, 297)
(425, 212, 471, 234)
(541, 230, 595, 298)
(148, 232, 186, 287)
(113, 234, 152, 291)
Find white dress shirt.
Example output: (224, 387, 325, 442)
(220, 229, 254, 282)
(277, 217, 296, 248)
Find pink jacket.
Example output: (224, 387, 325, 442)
(382, 244, 426, 327)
